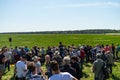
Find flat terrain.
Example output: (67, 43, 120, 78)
(0, 34, 120, 80)
(1, 34, 120, 48)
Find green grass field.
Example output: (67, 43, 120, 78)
(1, 34, 120, 80)
(1, 34, 120, 48)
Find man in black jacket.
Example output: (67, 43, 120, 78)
(60, 56, 76, 78)
(71, 56, 82, 80)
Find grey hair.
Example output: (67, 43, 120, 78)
(96, 53, 101, 58)
(63, 56, 70, 65)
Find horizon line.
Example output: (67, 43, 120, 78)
(0, 29, 119, 34)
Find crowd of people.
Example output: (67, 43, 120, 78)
(0, 42, 120, 80)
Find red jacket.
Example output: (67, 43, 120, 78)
(80, 50, 86, 59)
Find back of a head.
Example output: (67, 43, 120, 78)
(59, 42, 62, 45)
(33, 56, 39, 61)
(53, 51, 60, 57)
(96, 53, 101, 59)
(21, 55, 27, 60)
(50, 60, 59, 71)
(71, 56, 78, 62)
(63, 56, 70, 65)
(52, 55, 62, 63)
(27, 62, 36, 72)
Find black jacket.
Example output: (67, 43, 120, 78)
(60, 65, 76, 78)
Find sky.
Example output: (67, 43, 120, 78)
(0, 0, 120, 32)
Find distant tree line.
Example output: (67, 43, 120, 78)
(1, 29, 120, 34)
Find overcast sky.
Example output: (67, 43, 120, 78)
(0, 0, 120, 32)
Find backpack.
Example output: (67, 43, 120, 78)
(103, 63, 110, 79)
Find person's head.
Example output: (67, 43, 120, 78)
(45, 55, 50, 62)
(27, 62, 36, 74)
(54, 51, 60, 56)
(52, 55, 62, 64)
(4, 48, 8, 52)
(71, 56, 78, 63)
(56, 47, 59, 51)
(80, 46, 84, 50)
(25, 46, 27, 48)
(21, 47, 24, 50)
(42, 47, 44, 49)
(15, 46, 17, 49)
(21, 55, 27, 61)
(27, 51, 32, 56)
(33, 56, 40, 62)
(106, 51, 110, 54)
(63, 56, 70, 65)
(48, 46, 51, 50)
(1, 48, 5, 53)
(59, 42, 62, 45)
(106, 44, 108, 47)
(50, 60, 59, 74)
(96, 53, 101, 59)
(112, 43, 114, 46)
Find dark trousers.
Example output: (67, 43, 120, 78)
(107, 64, 112, 73)
(95, 77, 99, 80)
(116, 51, 119, 59)
(112, 51, 115, 59)
(5, 60, 10, 71)
(86, 54, 89, 63)
(80, 58, 84, 69)
(15, 76, 25, 80)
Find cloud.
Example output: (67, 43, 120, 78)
(45, 2, 120, 8)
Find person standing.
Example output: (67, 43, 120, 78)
(40, 47, 45, 65)
(116, 44, 120, 59)
(4, 48, 12, 71)
(105, 51, 113, 73)
(0, 48, 7, 80)
(104, 45, 110, 53)
(71, 56, 82, 80)
(80, 46, 85, 69)
(111, 43, 115, 59)
(15, 55, 27, 80)
(24, 46, 29, 52)
(45, 55, 52, 78)
(60, 56, 77, 78)
(46, 46, 53, 59)
(33, 56, 41, 75)
(92, 53, 104, 80)
(59, 42, 64, 58)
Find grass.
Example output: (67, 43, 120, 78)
(1, 34, 120, 48)
(1, 34, 120, 80)
(2, 64, 14, 80)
